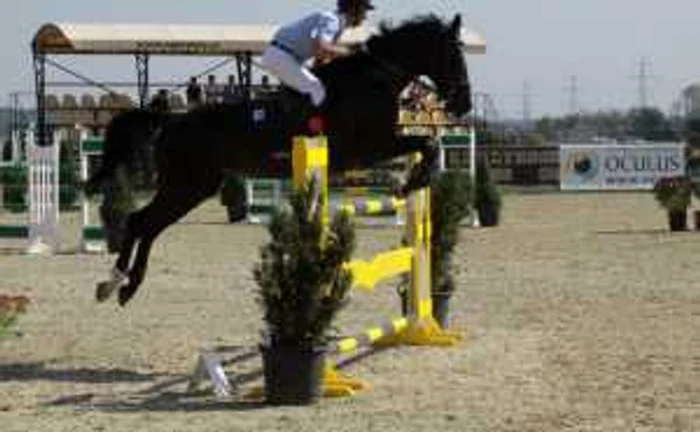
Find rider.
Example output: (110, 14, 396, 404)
(260, 0, 374, 114)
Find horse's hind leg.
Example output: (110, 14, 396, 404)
(118, 177, 222, 306)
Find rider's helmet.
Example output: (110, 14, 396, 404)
(338, 0, 375, 12)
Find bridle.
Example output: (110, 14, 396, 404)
(358, 42, 466, 110)
(357, 43, 436, 93)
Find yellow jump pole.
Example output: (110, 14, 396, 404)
(383, 153, 462, 346)
(292, 135, 329, 224)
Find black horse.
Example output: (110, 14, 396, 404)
(90, 14, 473, 306)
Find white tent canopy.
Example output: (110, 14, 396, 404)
(32, 22, 487, 56)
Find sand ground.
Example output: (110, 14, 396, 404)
(0, 192, 699, 431)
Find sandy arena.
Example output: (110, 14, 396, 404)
(1, 192, 699, 431)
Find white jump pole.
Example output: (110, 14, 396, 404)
(10, 129, 21, 164)
(26, 128, 61, 254)
(79, 127, 90, 239)
(469, 124, 480, 228)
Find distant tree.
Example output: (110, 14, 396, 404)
(2, 138, 10, 161)
(685, 116, 700, 149)
(627, 107, 676, 141)
(476, 127, 507, 146)
(523, 132, 547, 146)
(534, 117, 555, 139)
(682, 84, 700, 118)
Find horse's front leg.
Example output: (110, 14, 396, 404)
(399, 141, 440, 197)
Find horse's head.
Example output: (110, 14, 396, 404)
(432, 15, 472, 117)
(368, 14, 473, 117)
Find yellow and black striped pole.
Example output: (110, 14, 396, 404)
(335, 196, 405, 217)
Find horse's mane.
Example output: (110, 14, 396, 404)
(371, 14, 449, 44)
(314, 14, 455, 87)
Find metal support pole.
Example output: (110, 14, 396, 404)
(235, 52, 253, 100)
(32, 52, 47, 147)
(469, 99, 480, 228)
(135, 53, 150, 109)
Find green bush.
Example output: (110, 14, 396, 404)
(475, 158, 502, 227)
(220, 173, 247, 223)
(396, 170, 472, 308)
(220, 173, 246, 206)
(2, 139, 11, 161)
(430, 170, 472, 296)
(59, 159, 79, 211)
(653, 176, 692, 212)
(0, 164, 27, 212)
(254, 178, 355, 348)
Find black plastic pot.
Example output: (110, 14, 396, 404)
(478, 205, 500, 227)
(220, 174, 247, 223)
(668, 210, 687, 232)
(431, 292, 451, 329)
(226, 204, 247, 223)
(260, 343, 326, 405)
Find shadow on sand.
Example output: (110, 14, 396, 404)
(32, 343, 393, 412)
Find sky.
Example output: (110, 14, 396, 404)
(2, 0, 700, 118)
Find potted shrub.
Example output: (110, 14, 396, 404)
(475, 158, 502, 227)
(429, 170, 472, 328)
(58, 139, 80, 211)
(220, 173, 247, 223)
(254, 179, 355, 405)
(653, 176, 691, 231)
(396, 171, 471, 328)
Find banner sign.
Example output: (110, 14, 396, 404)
(560, 143, 686, 190)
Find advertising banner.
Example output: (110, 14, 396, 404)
(560, 143, 686, 190)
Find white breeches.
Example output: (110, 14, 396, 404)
(261, 45, 326, 106)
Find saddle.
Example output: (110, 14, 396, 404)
(239, 86, 324, 136)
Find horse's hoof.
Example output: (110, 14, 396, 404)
(118, 285, 137, 307)
(96, 281, 117, 302)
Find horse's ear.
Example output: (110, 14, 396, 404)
(378, 19, 392, 34)
(450, 14, 462, 36)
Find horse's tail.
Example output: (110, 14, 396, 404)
(84, 109, 161, 196)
